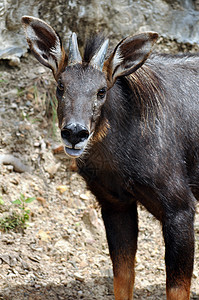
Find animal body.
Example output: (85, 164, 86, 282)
(22, 16, 199, 300)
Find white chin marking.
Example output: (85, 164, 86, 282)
(64, 146, 84, 158)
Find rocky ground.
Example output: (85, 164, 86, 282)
(0, 52, 199, 300)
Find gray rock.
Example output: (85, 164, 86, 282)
(1, 0, 199, 62)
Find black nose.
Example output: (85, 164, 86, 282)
(61, 123, 89, 146)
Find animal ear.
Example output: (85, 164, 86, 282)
(105, 32, 158, 85)
(21, 16, 67, 77)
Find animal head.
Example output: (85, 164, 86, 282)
(21, 16, 158, 158)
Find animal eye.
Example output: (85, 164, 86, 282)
(97, 88, 106, 99)
(57, 80, 64, 91)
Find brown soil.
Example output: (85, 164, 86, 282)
(0, 54, 198, 300)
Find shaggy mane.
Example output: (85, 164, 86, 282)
(127, 65, 166, 123)
(83, 33, 106, 64)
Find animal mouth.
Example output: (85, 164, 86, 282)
(62, 131, 93, 158)
(64, 146, 84, 158)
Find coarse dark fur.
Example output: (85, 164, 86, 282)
(78, 47, 198, 297)
(83, 33, 107, 64)
(22, 16, 199, 299)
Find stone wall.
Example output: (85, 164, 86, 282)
(1, 0, 199, 62)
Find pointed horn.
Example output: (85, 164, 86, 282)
(68, 32, 82, 65)
(90, 39, 109, 71)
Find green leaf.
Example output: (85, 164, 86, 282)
(25, 197, 35, 204)
(12, 199, 21, 205)
(24, 214, 29, 221)
(0, 198, 4, 205)
(20, 194, 25, 201)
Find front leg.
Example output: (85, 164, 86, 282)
(162, 207, 195, 300)
(102, 202, 138, 300)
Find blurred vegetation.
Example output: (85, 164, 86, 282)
(0, 194, 35, 233)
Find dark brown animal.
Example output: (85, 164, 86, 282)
(22, 16, 199, 300)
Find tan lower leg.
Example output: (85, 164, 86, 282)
(167, 280, 191, 300)
(114, 261, 134, 300)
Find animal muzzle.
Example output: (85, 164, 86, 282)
(61, 123, 90, 158)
